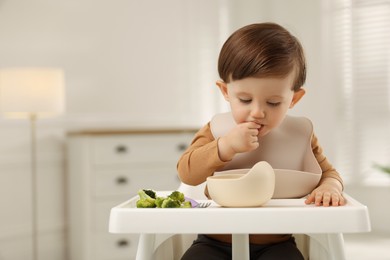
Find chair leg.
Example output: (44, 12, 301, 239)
(136, 234, 177, 260)
(308, 233, 346, 260)
(136, 234, 155, 260)
(326, 233, 346, 260)
(232, 234, 250, 260)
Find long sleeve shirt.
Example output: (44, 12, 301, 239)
(177, 122, 343, 245)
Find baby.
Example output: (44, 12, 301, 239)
(177, 23, 344, 260)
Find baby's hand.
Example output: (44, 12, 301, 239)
(218, 122, 261, 161)
(305, 178, 345, 207)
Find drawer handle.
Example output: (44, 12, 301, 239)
(117, 239, 129, 248)
(116, 176, 128, 185)
(177, 143, 188, 151)
(116, 145, 128, 154)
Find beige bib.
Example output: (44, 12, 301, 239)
(210, 112, 322, 198)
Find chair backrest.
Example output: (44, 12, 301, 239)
(178, 182, 208, 200)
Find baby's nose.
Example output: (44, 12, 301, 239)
(251, 105, 265, 118)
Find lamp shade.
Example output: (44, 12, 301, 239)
(0, 68, 65, 118)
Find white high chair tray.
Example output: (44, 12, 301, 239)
(109, 193, 370, 234)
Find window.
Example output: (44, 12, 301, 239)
(326, 0, 390, 184)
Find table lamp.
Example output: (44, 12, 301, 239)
(0, 68, 65, 260)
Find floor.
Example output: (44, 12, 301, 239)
(344, 233, 390, 260)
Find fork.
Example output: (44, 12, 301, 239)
(196, 202, 211, 208)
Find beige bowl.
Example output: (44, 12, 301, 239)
(207, 161, 275, 207)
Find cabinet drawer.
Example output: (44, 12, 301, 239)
(93, 166, 181, 198)
(92, 233, 138, 260)
(91, 134, 192, 165)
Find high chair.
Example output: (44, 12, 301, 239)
(109, 182, 371, 260)
(150, 182, 334, 260)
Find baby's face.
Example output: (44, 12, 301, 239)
(220, 72, 299, 137)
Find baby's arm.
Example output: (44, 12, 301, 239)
(177, 124, 228, 185)
(305, 133, 345, 207)
(177, 122, 260, 185)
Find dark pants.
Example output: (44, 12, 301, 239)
(181, 235, 304, 260)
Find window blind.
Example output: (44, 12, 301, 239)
(328, 0, 390, 184)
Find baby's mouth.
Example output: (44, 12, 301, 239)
(255, 122, 264, 128)
(257, 124, 266, 135)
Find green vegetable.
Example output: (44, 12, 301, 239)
(136, 189, 156, 208)
(161, 197, 181, 208)
(168, 191, 185, 202)
(143, 189, 156, 199)
(136, 189, 191, 208)
(181, 201, 192, 208)
(155, 197, 165, 208)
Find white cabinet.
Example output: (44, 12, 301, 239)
(66, 129, 196, 260)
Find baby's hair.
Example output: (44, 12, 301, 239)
(218, 23, 306, 91)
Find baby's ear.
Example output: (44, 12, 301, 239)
(216, 80, 229, 101)
(289, 88, 305, 108)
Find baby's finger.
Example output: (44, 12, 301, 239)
(248, 128, 259, 136)
(334, 193, 346, 206)
(315, 192, 323, 206)
(245, 121, 261, 129)
(339, 195, 346, 206)
(322, 192, 331, 207)
(331, 193, 340, 207)
(250, 134, 259, 142)
(249, 141, 260, 150)
(304, 193, 315, 204)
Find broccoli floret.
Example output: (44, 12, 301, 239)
(155, 197, 166, 208)
(136, 199, 156, 208)
(136, 189, 156, 208)
(181, 201, 192, 208)
(161, 197, 181, 208)
(168, 191, 185, 202)
(136, 189, 191, 208)
(143, 189, 156, 199)
(138, 189, 154, 200)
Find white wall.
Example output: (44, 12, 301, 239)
(0, 0, 225, 128)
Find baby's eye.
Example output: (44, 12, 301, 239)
(267, 102, 281, 107)
(239, 98, 252, 104)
